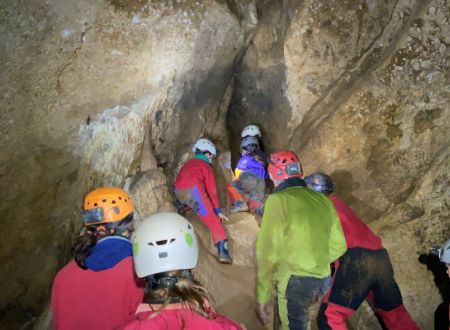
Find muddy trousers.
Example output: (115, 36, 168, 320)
(174, 186, 227, 244)
(277, 274, 331, 330)
(317, 248, 419, 330)
(227, 172, 266, 209)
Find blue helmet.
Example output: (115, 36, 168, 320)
(305, 172, 334, 195)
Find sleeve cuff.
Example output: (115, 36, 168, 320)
(214, 208, 222, 215)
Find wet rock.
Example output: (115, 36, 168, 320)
(125, 169, 174, 220)
(223, 212, 259, 267)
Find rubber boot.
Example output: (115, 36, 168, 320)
(229, 200, 249, 213)
(216, 239, 233, 264)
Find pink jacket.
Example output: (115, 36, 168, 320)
(123, 303, 243, 330)
(51, 257, 144, 330)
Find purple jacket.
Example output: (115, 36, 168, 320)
(236, 155, 268, 180)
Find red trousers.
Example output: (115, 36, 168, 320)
(174, 186, 227, 244)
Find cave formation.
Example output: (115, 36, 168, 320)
(0, 0, 449, 329)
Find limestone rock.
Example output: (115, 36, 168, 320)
(126, 169, 174, 219)
(224, 212, 259, 267)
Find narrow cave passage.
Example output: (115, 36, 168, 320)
(0, 0, 449, 329)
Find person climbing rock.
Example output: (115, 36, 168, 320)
(305, 172, 419, 330)
(51, 187, 144, 330)
(124, 212, 243, 329)
(255, 151, 346, 330)
(173, 138, 232, 264)
(227, 136, 267, 216)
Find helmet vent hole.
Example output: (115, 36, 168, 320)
(187, 224, 192, 229)
(118, 197, 122, 200)
(112, 200, 116, 204)
(170, 238, 176, 243)
(148, 242, 155, 246)
(94, 203, 98, 207)
(282, 159, 286, 164)
(102, 199, 107, 203)
(156, 240, 168, 245)
(158, 252, 168, 258)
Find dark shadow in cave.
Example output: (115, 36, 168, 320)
(418, 253, 450, 330)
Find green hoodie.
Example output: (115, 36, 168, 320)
(256, 178, 346, 305)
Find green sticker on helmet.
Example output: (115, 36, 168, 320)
(185, 233, 193, 247)
(133, 242, 139, 256)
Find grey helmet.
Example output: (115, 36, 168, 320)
(305, 172, 334, 195)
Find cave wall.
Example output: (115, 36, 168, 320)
(0, 0, 449, 328)
(229, 0, 449, 327)
(0, 0, 256, 325)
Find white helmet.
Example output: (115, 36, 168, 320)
(192, 138, 217, 156)
(132, 212, 199, 278)
(241, 125, 261, 138)
(440, 239, 450, 264)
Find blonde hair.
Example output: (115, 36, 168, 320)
(144, 270, 215, 319)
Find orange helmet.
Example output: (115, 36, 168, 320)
(82, 187, 134, 226)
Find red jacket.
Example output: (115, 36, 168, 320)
(174, 158, 220, 210)
(51, 257, 144, 330)
(123, 304, 243, 330)
(330, 195, 383, 250)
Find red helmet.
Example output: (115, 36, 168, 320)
(268, 150, 303, 181)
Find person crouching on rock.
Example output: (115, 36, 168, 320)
(173, 138, 232, 264)
(227, 136, 267, 216)
(124, 212, 243, 330)
(51, 187, 144, 330)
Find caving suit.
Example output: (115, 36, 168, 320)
(51, 236, 144, 330)
(124, 303, 243, 329)
(228, 154, 267, 212)
(256, 178, 347, 330)
(317, 195, 419, 330)
(174, 154, 227, 244)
